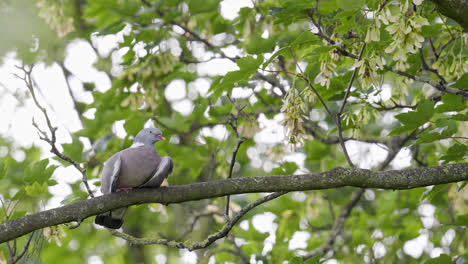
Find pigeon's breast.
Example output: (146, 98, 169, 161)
(117, 146, 161, 188)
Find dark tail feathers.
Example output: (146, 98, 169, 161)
(95, 214, 123, 229)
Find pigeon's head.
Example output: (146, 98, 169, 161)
(134, 127, 165, 145)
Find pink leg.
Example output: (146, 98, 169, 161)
(117, 187, 133, 192)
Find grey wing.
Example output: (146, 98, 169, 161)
(101, 153, 122, 194)
(140, 156, 173, 188)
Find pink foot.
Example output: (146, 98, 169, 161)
(117, 187, 133, 192)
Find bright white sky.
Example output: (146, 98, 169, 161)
(0, 0, 441, 263)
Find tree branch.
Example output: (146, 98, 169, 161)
(109, 192, 286, 250)
(1, 162, 467, 244)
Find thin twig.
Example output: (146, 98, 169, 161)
(225, 139, 244, 216)
(58, 62, 84, 120)
(225, 95, 246, 217)
(63, 219, 83, 229)
(15, 64, 94, 198)
(11, 232, 35, 264)
(429, 38, 439, 60)
(418, 48, 447, 85)
(288, 47, 334, 120)
(323, 194, 335, 221)
(304, 188, 364, 260)
(110, 192, 287, 250)
(336, 43, 366, 168)
(174, 212, 224, 240)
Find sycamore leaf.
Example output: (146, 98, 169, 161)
(337, 0, 365, 11)
(62, 136, 84, 163)
(124, 115, 147, 136)
(389, 99, 434, 136)
(425, 254, 451, 264)
(435, 94, 465, 113)
(245, 33, 275, 55)
(440, 144, 468, 163)
(211, 55, 263, 95)
(0, 159, 7, 180)
(452, 73, 468, 89)
(188, 0, 220, 13)
(262, 47, 289, 70)
(25, 181, 49, 197)
(416, 132, 443, 144)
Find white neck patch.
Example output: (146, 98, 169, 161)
(130, 142, 144, 148)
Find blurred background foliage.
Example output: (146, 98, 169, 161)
(0, 0, 467, 263)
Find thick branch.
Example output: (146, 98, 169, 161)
(1, 162, 467, 243)
(430, 0, 468, 31)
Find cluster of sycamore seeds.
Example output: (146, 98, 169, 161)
(37, 0, 75, 37)
(377, 0, 428, 70)
(432, 34, 468, 79)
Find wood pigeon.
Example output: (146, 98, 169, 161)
(95, 127, 173, 229)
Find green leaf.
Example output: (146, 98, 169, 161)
(215, 250, 236, 262)
(440, 144, 468, 162)
(245, 33, 275, 55)
(124, 115, 147, 136)
(421, 24, 442, 37)
(435, 94, 465, 113)
(271, 162, 298, 175)
(389, 99, 434, 135)
(416, 99, 435, 121)
(416, 132, 443, 144)
(455, 214, 468, 226)
(0, 159, 8, 180)
(263, 47, 289, 70)
(290, 30, 319, 47)
(61, 191, 89, 205)
(10, 210, 27, 220)
(290, 256, 304, 264)
(421, 184, 449, 203)
(425, 254, 451, 264)
(24, 159, 49, 183)
(11, 189, 25, 201)
(188, 0, 220, 14)
(452, 73, 468, 89)
(25, 181, 48, 197)
(337, 0, 364, 11)
(434, 119, 457, 137)
(62, 136, 84, 163)
(121, 49, 135, 65)
(451, 113, 468, 121)
(211, 55, 263, 95)
(305, 255, 323, 264)
(47, 179, 58, 186)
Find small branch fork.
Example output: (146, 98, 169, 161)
(14, 64, 94, 199)
(1, 193, 32, 264)
(110, 192, 287, 250)
(225, 95, 246, 217)
(6, 231, 35, 264)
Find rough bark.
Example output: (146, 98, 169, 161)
(430, 0, 468, 30)
(1, 162, 467, 244)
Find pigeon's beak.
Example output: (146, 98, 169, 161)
(158, 135, 165, 141)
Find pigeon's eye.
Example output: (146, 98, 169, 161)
(149, 131, 152, 133)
